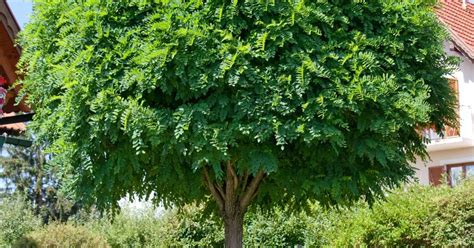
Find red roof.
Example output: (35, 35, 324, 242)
(436, 0, 474, 60)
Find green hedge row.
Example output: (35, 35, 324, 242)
(312, 179, 474, 247)
(2, 180, 473, 247)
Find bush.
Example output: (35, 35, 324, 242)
(89, 206, 164, 248)
(0, 195, 41, 246)
(305, 202, 373, 247)
(3, 181, 471, 247)
(87, 203, 223, 247)
(314, 179, 474, 247)
(89, 181, 474, 247)
(160, 205, 224, 247)
(425, 179, 474, 247)
(16, 223, 109, 248)
(245, 207, 307, 247)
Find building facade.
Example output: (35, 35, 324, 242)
(414, 0, 474, 186)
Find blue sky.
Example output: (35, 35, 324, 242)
(6, 0, 33, 29)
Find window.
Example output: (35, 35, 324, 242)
(422, 79, 460, 141)
(428, 162, 474, 186)
(447, 163, 474, 186)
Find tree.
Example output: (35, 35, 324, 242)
(19, 0, 457, 246)
(0, 145, 45, 209)
(0, 144, 80, 223)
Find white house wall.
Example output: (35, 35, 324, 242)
(449, 45, 474, 140)
(414, 43, 474, 185)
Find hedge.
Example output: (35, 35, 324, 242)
(1, 179, 472, 247)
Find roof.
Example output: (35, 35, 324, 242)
(0, 112, 26, 135)
(0, 0, 31, 135)
(436, 0, 474, 60)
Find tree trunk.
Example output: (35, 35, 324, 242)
(35, 150, 44, 215)
(203, 162, 265, 248)
(224, 210, 244, 248)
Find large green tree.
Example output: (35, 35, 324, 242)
(19, 0, 457, 246)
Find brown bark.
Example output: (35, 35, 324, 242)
(224, 208, 244, 248)
(203, 161, 266, 248)
(239, 170, 264, 212)
(203, 167, 224, 213)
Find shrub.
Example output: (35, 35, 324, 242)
(161, 205, 224, 247)
(88, 206, 163, 248)
(425, 179, 474, 247)
(87, 181, 474, 247)
(245, 207, 307, 247)
(89, 203, 223, 247)
(361, 186, 439, 246)
(16, 223, 109, 248)
(314, 180, 474, 247)
(5, 181, 471, 247)
(305, 202, 373, 247)
(0, 195, 41, 246)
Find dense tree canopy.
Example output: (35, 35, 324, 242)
(19, 0, 457, 244)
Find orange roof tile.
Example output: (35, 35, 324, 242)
(436, 0, 474, 59)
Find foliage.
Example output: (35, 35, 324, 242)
(1, 181, 472, 246)
(88, 206, 164, 247)
(245, 207, 307, 246)
(19, 1, 458, 242)
(162, 204, 224, 247)
(316, 186, 438, 246)
(88, 203, 224, 247)
(310, 180, 474, 247)
(424, 180, 474, 247)
(0, 195, 41, 246)
(15, 223, 109, 248)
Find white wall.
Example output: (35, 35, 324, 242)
(446, 43, 474, 139)
(415, 147, 474, 184)
(414, 43, 474, 185)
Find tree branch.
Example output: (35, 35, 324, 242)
(203, 167, 224, 212)
(239, 170, 265, 211)
(240, 169, 249, 194)
(249, 187, 260, 203)
(214, 182, 225, 200)
(225, 162, 235, 208)
(227, 161, 239, 191)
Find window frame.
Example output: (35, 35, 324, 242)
(446, 162, 474, 186)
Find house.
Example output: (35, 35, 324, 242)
(414, 0, 474, 186)
(0, 0, 31, 136)
(0, 0, 34, 196)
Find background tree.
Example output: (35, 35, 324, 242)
(0, 143, 79, 223)
(19, 0, 457, 246)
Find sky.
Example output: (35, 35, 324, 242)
(6, 0, 33, 29)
